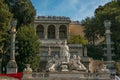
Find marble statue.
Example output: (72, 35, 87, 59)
(101, 64, 110, 72)
(61, 64, 69, 72)
(77, 56, 87, 70)
(48, 63, 56, 72)
(47, 55, 60, 72)
(60, 40, 70, 63)
(23, 64, 32, 73)
(54, 55, 60, 66)
(89, 58, 109, 73)
(46, 59, 54, 71)
(71, 55, 87, 71)
(73, 55, 77, 60)
(46, 41, 87, 72)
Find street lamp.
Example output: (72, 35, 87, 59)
(7, 19, 18, 74)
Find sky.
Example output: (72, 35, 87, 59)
(31, 0, 111, 21)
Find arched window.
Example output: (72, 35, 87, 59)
(36, 25, 44, 38)
(59, 25, 67, 39)
(48, 25, 55, 39)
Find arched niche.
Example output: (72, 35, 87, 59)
(36, 24, 44, 38)
(59, 25, 67, 39)
(48, 25, 55, 39)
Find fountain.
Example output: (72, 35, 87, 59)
(21, 41, 112, 80)
(46, 40, 87, 72)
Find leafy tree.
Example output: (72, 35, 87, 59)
(82, 1, 120, 60)
(68, 35, 87, 45)
(87, 44, 104, 60)
(4, 0, 36, 28)
(0, 0, 13, 73)
(16, 26, 40, 72)
(0, 0, 12, 54)
(95, 1, 120, 60)
(3, 0, 39, 72)
(81, 17, 102, 45)
(81, 1, 120, 60)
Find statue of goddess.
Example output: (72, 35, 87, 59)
(60, 40, 70, 63)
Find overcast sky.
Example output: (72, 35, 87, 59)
(31, 0, 111, 21)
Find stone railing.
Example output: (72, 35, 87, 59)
(70, 21, 81, 24)
(35, 16, 70, 21)
(22, 72, 112, 80)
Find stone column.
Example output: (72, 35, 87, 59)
(7, 19, 18, 73)
(104, 20, 113, 61)
(56, 25, 59, 39)
(44, 25, 48, 39)
(104, 20, 115, 71)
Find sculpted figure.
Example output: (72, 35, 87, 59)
(60, 40, 70, 63)
(71, 55, 87, 71)
(77, 56, 86, 70)
(101, 64, 110, 72)
(23, 64, 32, 73)
(48, 63, 56, 72)
(47, 55, 60, 72)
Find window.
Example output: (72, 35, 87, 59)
(36, 25, 44, 38)
(48, 25, 55, 39)
(59, 25, 67, 39)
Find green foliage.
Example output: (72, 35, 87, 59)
(95, 1, 120, 41)
(2, 0, 38, 72)
(0, 0, 12, 73)
(16, 26, 40, 72)
(0, 0, 12, 27)
(68, 35, 87, 45)
(4, 0, 36, 27)
(0, 0, 12, 56)
(95, 1, 120, 60)
(82, 1, 120, 60)
(0, 0, 12, 43)
(81, 17, 102, 45)
(87, 44, 104, 60)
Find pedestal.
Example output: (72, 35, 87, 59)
(61, 62, 69, 72)
(0, 59, 2, 73)
(7, 60, 17, 74)
(106, 61, 116, 73)
(23, 73, 33, 78)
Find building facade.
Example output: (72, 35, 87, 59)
(34, 16, 88, 71)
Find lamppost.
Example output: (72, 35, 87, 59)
(104, 20, 114, 71)
(7, 19, 18, 73)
